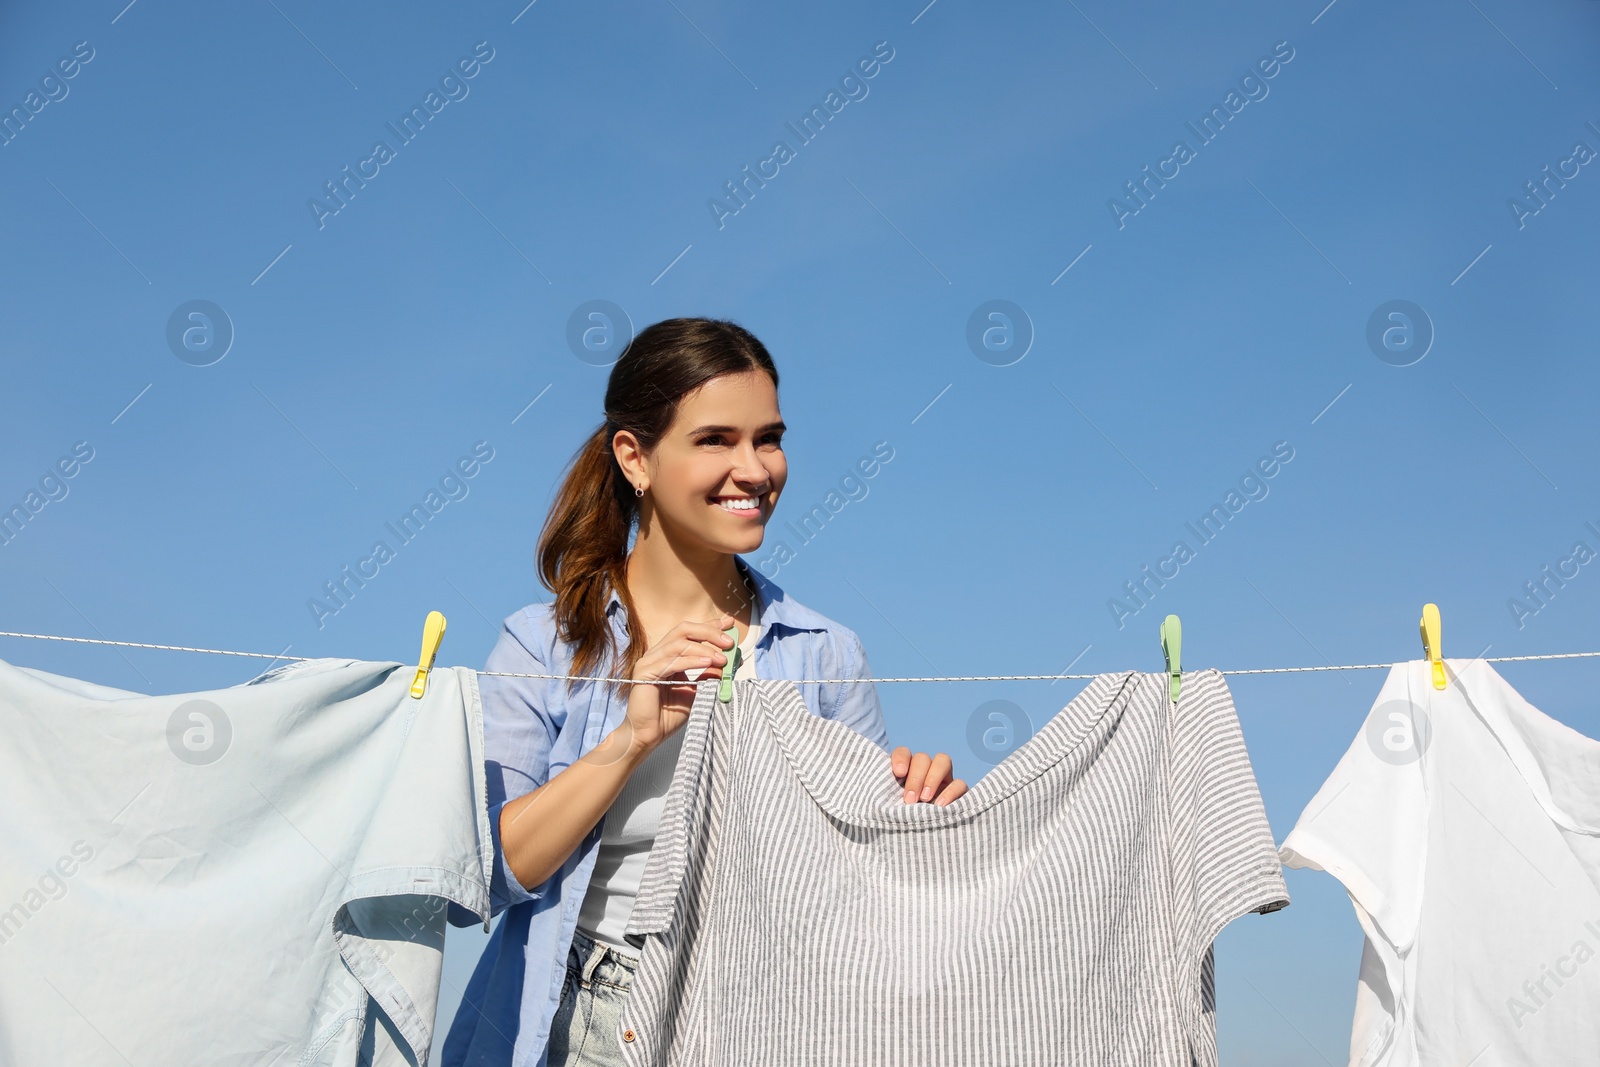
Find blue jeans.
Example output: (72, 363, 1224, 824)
(547, 928, 641, 1067)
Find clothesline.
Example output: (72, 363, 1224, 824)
(2, 629, 1598, 683)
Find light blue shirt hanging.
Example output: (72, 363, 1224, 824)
(0, 655, 494, 1066)
(443, 557, 892, 1067)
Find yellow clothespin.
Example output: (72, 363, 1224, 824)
(1160, 614, 1182, 703)
(410, 610, 447, 698)
(1419, 602, 1445, 690)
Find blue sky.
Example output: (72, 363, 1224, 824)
(3, 0, 1598, 1063)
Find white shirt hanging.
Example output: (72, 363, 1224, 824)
(1279, 658, 1600, 1066)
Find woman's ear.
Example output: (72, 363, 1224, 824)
(611, 429, 644, 485)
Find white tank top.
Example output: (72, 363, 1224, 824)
(576, 621, 759, 957)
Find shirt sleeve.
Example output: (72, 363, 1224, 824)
(448, 611, 560, 926)
(1164, 669, 1290, 1016)
(1277, 663, 1432, 1066)
(1278, 661, 1429, 952)
(824, 627, 892, 754)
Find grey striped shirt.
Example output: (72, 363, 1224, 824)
(619, 668, 1288, 1066)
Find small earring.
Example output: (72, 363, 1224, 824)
(635, 484, 645, 497)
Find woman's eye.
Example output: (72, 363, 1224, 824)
(696, 433, 782, 447)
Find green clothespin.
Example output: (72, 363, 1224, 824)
(1160, 614, 1182, 703)
(717, 624, 741, 703)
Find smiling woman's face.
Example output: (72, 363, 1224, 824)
(639, 369, 786, 555)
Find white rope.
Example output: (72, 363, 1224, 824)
(0, 632, 299, 659)
(2, 629, 1597, 684)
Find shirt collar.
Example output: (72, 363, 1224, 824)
(603, 556, 829, 640)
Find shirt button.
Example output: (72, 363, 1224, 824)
(622, 1029, 636, 1042)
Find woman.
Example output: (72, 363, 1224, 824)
(443, 317, 967, 1067)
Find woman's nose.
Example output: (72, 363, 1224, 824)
(733, 447, 767, 485)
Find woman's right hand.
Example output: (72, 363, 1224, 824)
(621, 612, 736, 758)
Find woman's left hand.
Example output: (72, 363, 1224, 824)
(891, 747, 968, 806)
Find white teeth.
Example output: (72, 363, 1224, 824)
(716, 497, 759, 511)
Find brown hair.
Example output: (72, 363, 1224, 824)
(536, 317, 779, 696)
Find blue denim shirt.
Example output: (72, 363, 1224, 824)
(442, 557, 891, 1067)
